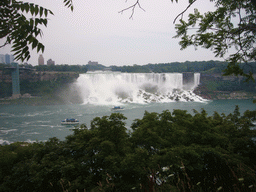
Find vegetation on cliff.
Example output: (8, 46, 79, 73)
(1, 61, 256, 101)
(0, 63, 81, 103)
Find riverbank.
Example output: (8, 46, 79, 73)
(0, 94, 82, 106)
(0, 97, 63, 106)
(206, 91, 256, 100)
(194, 84, 256, 100)
(1, 90, 256, 106)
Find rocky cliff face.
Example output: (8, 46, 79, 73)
(194, 73, 256, 100)
(0, 70, 80, 101)
(194, 86, 256, 100)
(1, 70, 255, 101)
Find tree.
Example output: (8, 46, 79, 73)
(174, 0, 256, 81)
(2, 0, 255, 79)
(0, 0, 73, 62)
(0, 108, 256, 191)
(121, 0, 256, 80)
(130, 108, 256, 191)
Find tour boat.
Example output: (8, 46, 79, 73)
(111, 106, 124, 111)
(61, 118, 79, 125)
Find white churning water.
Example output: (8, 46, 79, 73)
(75, 72, 205, 105)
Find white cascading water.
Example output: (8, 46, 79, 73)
(75, 72, 205, 105)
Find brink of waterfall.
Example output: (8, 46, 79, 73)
(75, 72, 206, 105)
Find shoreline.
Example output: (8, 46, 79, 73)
(0, 96, 72, 106)
(0, 91, 256, 106)
(196, 91, 256, 100)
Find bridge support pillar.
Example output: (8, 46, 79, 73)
(11, 63, 21, 99)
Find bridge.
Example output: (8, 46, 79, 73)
(4, 63, 33, 99)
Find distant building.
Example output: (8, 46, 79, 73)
(0, 54, 5, 64)
(47, 59, 55, 66)
(0, 54, 15, 64)
(88, 61, 98, 65)
(10, 55, 14, 63)
(5, 54, 10, 64)
(38, 54, 44, 65)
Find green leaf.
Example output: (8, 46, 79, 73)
(32, 39, 38, 49)
(40, 7, 44, 17)
(12, 45, 22, 52)
(21, 46, 29, 54)
(44, 9, 48, 17)
(12, 49, 22, 55)
(24, 3, 29, 13)
(37, 43, 42, 52)
(35, 18, 41, 26)
(49, 10, 54, 15)
(41, 44, 45, 53)
(65, 1, 70, 7)
(20, 3, 25, 12)
(34, 5, 39, 16)
(42, 19, 47, 27)
(26, 35, 34, 44)
(26, 55, 31, 61)
(29, 19, 34, 27)
(30, 3, 35, 15)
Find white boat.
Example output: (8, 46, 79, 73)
(61, 118, 79, 125)
(111, 106, 124, 111)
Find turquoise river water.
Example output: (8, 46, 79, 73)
(0, 99, 255, 144)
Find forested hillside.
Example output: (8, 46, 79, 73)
(1, 61, 256, 101)
(110, 61, 256, 74)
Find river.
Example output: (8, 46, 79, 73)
(0, 99, 255, 144)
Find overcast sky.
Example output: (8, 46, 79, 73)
(0, 0, 221, 66)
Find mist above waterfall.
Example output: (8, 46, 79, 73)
(75, 72, 205, 105)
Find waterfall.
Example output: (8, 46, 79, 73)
(75, 72, 205, 105)
(194, 73, 201, 89)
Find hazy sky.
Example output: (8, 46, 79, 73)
(0, 0, 221, 66)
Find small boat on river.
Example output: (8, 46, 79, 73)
(61, 118, 79, 125)
(111, 106, 124, 111)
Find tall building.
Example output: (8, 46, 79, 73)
(10, 55, 14, 63)
(0, 54, 15, 64)
(47, 59, 55, 66)
(5, 54, 10, 64)
(38, 54, 44, 65)
(0, 54, 5, 64)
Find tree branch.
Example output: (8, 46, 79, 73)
(119, 0, 145, 19)
(173, 0, 197, 24)
(0, 40, 9, 49)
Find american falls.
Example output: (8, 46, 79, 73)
(75, 72, 206, 105)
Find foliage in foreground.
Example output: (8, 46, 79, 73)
(174, 0, 256, 81)
(0, 107, 256, 191)
(0, 0, 73, 62)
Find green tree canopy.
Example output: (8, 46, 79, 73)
(121, 0, 256, 80)
(0, 0, 73, 61)
(1, 107, 255, 191)
(173, 0, 256, 80)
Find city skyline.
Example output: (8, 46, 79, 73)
(0, 0, 225, 66)
(0, 54, 15, 64)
